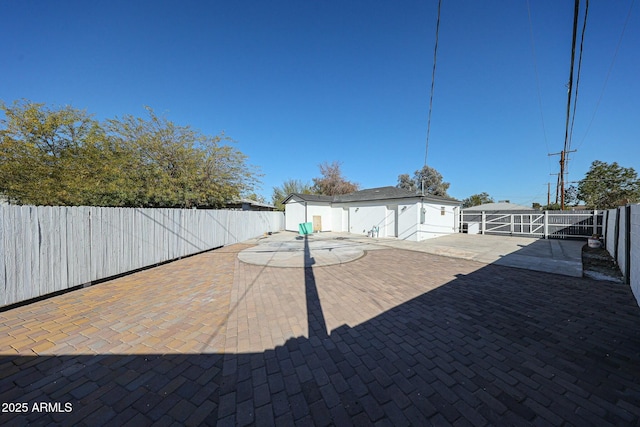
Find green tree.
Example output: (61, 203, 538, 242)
(105, 108, 258, 208)
(271, 179, 314, 211)
(243, 193, 267, 204)
(0, 100, 108, 205)
(564, 185, 579, 207)
(0, 100, 258, 207)
(577, 161, 640, 209)
(462, 192, 494, 208)
(396, 174, 415, 192)
(312, 161, 359, 196)
(543, 203, 561, 210)
(396, 165, 450, 197)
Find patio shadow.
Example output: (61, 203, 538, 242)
(2, 246, 640, 425)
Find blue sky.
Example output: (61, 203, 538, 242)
(2, 1, 638, 206)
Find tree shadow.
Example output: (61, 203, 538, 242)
(2, 245, 640, 425)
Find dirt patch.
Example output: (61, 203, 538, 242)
(582, 244, 624, 283)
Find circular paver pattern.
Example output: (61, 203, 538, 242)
(238, 235, 368, 267)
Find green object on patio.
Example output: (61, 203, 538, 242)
(299, 222, 313, 235)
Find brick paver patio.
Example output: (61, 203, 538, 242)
(1, 241, 640, 425)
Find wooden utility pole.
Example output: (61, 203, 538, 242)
(549, 149, 576, 210)
(560, 150, 566, 209)
(557, 0, 580, 211)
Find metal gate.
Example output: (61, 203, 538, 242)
(483, 213, 545, 237)
(461, 210, 603, 239)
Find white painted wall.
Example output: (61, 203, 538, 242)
(336, 200, 407, 237)
(397, 202, 419, 240)
(385, 205, 398, 238)
(309, 204, 333, 231)
(286, 196, 460, 241)
(331, 206, 343, 232)
(285, 198, 306, 231)
(341, 207, 349, 232)
(346, 203, 389, 236)
(340, 199, 459, 241)
(284, 198, 333, 232)
(416, 202, 459, 240)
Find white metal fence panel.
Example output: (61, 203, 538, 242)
(1, 206, 284, 307)
(461, 210, 602, 239)
(482, 213, 545, 236)
(546, 211, 602, 238)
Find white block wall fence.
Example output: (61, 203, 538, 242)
(604, 204, 639, 306)
(632, 205, 640, 306)
(0, 206, 284, 308)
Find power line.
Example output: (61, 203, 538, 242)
(424, 0, 442, 168)
(576, 0, 636, 150)
(563, 0, 580, 158)
(567, 0, 589, 160)
(556, 0, 580, 210)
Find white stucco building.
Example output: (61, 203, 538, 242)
(283, 187, 460, 241)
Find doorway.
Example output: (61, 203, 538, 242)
(312, 215, 322, 232)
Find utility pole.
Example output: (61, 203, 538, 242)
(547, 182, 550, 207)
(560, 150, 566, 209)
(549, 149, 576, 210)
(555, 0, 580, 211)
(549, 172, 560, 205)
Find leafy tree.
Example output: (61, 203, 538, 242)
(0, 100, 108, 205)
(312, 161, 359, 196)
(532, 202, 542, 210)
(271, 179, 314, 211)
(396, 165, 450, 197)
(396, 174, 415, 192)
(0, 100, 258, 207)
(543, 203, 561, 210)
(577, 161, 640, 209)
(243, 193, 267, 204)
(462, 192, 494, 208)
(564, 185, 579, 207)
(105, 108, 258, 208)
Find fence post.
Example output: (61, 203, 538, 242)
(510, 214, 514, 235)
(481, 211, 486, 235)
(592, 209, 598, 236)
(604, 210, 609, 247)
(544, 211, 549, 239)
